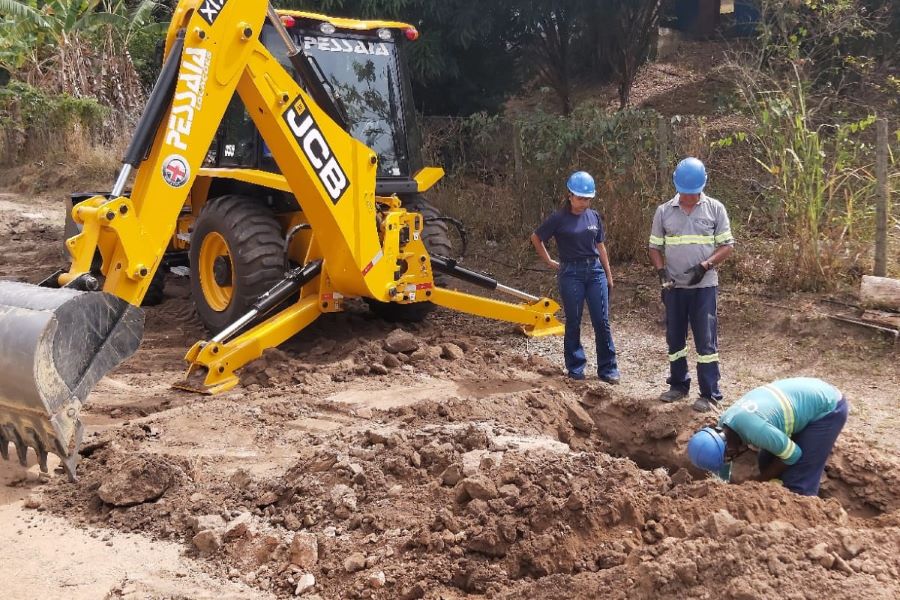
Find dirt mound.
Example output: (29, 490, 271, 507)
(820, 434, 900, 516)
(39, 386, 900, 599)
(501, 517, 900, 600)
(577, 389, 900, 519)
(34, 309, 900, 599)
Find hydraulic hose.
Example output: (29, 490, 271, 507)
(121, 30, 185, 169)
(265, 4, 348, 129)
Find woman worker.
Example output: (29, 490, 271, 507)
(530, 171, 620, 383)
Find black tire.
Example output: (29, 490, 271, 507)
(407, 196, 453, 262)
(141, 267, 167, 306)
(189, 195, 284, 333)
(367, 195, 452, 323)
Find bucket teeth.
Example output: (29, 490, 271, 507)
(0, 282, 143, 481)
(55, 422, 83, 482)
(13, 433, 28, 467)
(0, 421, 80, 480)
(28, 430, 49, 473)
(1, 425, 33, 467)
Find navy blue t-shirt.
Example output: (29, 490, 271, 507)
(534, 208, 606, 262)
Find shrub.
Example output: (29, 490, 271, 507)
(0, 81, 108, 164)
(423, 105, 710, 264)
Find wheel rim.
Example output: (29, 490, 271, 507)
(198, 232, 234, 312)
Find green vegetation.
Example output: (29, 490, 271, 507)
(283, 0, 661, 116)
(0, 0, 168, 157)
(0, 0, 896, 287)
(717, 0, 900, 288)
(0, 80, 108, 163)
(423, 106, 672, 264)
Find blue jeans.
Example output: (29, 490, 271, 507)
(758, 397, 849, 496)
(664, 286, 721, 400)
(557, 259, 619, 379)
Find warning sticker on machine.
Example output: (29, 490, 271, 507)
(362, 250, 384, 276)
(407, 283, 433, 291)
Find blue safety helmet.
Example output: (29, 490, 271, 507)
(687, 426, 726, 472)
(673, 157, 707, 194)
(566, 171, 596, 198)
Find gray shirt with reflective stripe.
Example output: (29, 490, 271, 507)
(649, 194, 734, 288)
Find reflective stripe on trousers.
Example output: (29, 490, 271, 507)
(663, 286, 722, 400)
(669, 350, 719, 363)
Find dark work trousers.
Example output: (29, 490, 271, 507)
(664, 286, 721, 400)
(758, 397, 849, 496)
(557, 258, 619, 379)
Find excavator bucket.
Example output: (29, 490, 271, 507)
(0, 281, 144, 480)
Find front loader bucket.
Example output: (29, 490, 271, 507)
(0, 282, 144, 480)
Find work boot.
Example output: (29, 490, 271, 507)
(692, 396, 720, 413)
(659, 388, 687, 403)
(599, 375, 620, 385)
(567, 372, 585, 381)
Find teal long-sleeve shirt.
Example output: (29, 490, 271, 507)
(718, 377, 842, 465)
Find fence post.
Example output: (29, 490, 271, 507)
(657, 115, 669, 184)
(874, 119, 889, 277)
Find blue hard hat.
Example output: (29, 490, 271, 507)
(673, 157, 707, 194)
(566, 171, 596, 198)
(687, 427, 726, 472)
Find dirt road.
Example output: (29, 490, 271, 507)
(1, 192, 898, 599)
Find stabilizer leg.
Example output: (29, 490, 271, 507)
(177, 294, 322, 394)
(427, 255, 564, 336)
(176, 261, 324, 394)
(429, 288, 564, 337)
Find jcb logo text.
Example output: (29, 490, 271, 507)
(283, 98, 349, 204)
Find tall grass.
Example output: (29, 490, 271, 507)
(425, 90, 896, 290)
(728, 63, 887, 289)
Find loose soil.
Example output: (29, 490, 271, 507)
(1, 191, 898, 600)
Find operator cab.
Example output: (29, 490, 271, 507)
(208, 11, 424, 196)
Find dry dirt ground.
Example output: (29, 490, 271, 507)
(1, 191, 898, 600)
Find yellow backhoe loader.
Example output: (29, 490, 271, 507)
(0, 0, 563, 480)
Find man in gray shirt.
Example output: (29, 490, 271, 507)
(649, 157, 735, 412)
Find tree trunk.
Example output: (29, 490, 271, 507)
(617, 50, 632, 109)
(860, 275, 900, 312)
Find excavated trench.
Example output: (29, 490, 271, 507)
(578, 390, 899, 519)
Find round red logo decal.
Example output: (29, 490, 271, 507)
(162, 155, 190, 188)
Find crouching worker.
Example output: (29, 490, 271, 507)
(687, 377, 848, 496)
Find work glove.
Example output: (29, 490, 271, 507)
(684, 262, 709, 286)
(657, 268, 674, 290)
